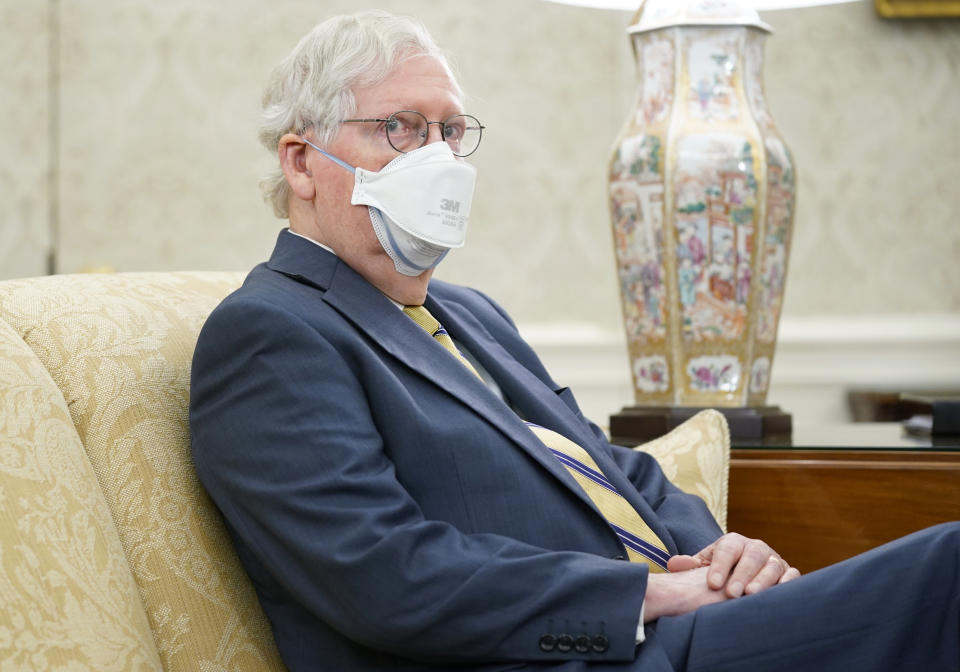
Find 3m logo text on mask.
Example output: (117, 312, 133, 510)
(440, 199, 461, 214)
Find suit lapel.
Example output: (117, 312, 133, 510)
(427, 297, 591, 441)
(265, 231, 675, 553)
(425, 297, 631, 523)
(322, 276, 597, 515)
(265, 235, 556, 481)
(266, 234, 490, 409)
(327, 278, 600, 513)
(431, 296, 680, 555)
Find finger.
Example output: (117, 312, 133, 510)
(778, 567, 801, 584)
(744, 555, 789, 595)
(724, 541, 777, 597)
(695, 541, 717, 563)
(706, 534, 747, 591)
(667, 554, 704, 573)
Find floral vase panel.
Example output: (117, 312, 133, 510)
(609, 24, 795, 407)
(673, 132, 758, 345)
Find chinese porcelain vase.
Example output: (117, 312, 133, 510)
(609, 0, 796, 407)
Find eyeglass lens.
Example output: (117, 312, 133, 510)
(385, 111, 482, 157)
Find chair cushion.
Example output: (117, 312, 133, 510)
(634, 409, 730, 531)
(0, 272, 285, 671)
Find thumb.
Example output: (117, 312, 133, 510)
(667, 554, 705, 572)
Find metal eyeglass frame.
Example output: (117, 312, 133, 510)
(341, 110, 484, 157)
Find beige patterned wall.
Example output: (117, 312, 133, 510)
(2, 0, 959, 331)
(763, 3, 960, 317)
(0, 1, 52, 280)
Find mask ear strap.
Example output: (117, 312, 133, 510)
(300, 137, 356, 174)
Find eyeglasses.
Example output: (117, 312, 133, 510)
(341, 110, 484, 157)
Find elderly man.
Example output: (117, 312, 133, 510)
(190, 10, 959, 672)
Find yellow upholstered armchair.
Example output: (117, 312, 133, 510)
(0, 272, 728, 670)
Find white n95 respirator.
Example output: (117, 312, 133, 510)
(302, 138, 477, 276)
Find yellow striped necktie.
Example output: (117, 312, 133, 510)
(402, 304, 669, 572)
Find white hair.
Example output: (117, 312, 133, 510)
(258, 10, 459, 219)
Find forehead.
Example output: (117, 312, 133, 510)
(353, 54, 463, 116)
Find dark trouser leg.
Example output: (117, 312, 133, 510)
(654, 522, 960, 672)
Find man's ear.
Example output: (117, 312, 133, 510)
(278, 133, 316, 202)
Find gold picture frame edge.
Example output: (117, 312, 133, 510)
(875, 0, 960, 18)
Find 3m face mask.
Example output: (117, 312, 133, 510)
(302, 138, 477, 276)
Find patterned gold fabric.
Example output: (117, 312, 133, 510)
(0, 272, 286, 671)
(0, 316, 163, 670)
(633, 409, 730, 532)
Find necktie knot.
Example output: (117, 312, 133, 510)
(403, 305, 441, 336)
(404, 305, 482, 379)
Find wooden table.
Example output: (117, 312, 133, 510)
(728, 424, 960, 573)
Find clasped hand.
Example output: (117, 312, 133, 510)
(643, 533, 801, 622)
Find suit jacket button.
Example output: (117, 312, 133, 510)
(557, 634, 574, 652)
(612, 554, 626, 561)
(538, 634, 556, 652)
(574, 635, 591, 653)
(592, 634, 610, 653)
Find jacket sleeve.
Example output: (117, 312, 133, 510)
(189, 297, 652, 665)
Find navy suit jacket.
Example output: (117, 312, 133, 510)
(190, 230, 723, 670)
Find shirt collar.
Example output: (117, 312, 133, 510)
(286, 229, 404, 310)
